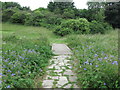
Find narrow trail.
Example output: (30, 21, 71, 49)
(42, 43, 79, 88)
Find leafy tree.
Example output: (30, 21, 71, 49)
(47, 1, 75, 14)
(10, 12, 27, 24)
(105, 2, 120, 28)
(2, 2, 22, 10)
(2, 9, 16, 22)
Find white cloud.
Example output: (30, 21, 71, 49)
(1, 0, 88, 10)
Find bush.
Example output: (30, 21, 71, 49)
(2, 9, 15, 22)
(90, 20, 112, 34)
(54, 18, 90, 36)
(61, 18, 90, 34)
(10, 12, 27, 24)
(54, 26, 73, 36)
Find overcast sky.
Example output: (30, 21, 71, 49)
(1, 0, 88, 10)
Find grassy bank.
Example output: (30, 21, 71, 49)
(66, 30, 119, 88)
(2, 23, 55, 88)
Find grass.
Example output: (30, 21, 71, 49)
(2, 23, 55, 88)
(2, 23, 66, 44)
(66, 30, 119, 88)
(1, 23, 119, 88)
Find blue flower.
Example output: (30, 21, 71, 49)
(7, 70, 12, 72)
(104, 83, 106, 85)
(104, 57, 108, 59)
(84, 60, 89, 64)
(7, 85, 11, 88)
(11, 73, 15, 76)
(94, 54, 98, 57)
(95, 65, 99, 67)
(98, 58, 102, 61)
(84, 68, 87, 70)
(90, 63, 92, 65)
(112, 61, 118, 65)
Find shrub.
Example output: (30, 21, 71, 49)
(10, 12, 27, 24)
(90, 20, 112, 34)
(54, 18, 90, 36)
(54, 26, 73, 36)
(2, 9, 15, 22)
(61, 18, 90, 34)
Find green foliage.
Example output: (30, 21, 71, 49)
(90, 20, 112, 34)
(2, 2, 22, 10)
(47, 2, 75, 13)
(54, 18, 90, 36)
(105, 2, 120, 28)
(2, 9, 16, 22)
(63, 9, 75, 19)
(10, 12, 27, 24)
(66, 30, 119, 88)
(2, 35, 53, 88)
(54, 26, 73, 36)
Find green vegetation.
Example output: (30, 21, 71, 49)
(66, 30, 119, 88)
(1, 0, 119, 89)
(2, 23, 56, 88)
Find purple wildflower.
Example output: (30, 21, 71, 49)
(7, 85, 11, 88)
(90, 63, 92, 65)
(104, 56, 107, 59)
(84, 68, 87, 70)
(11, 73, 15, 76)
(98, 58, 102, 61)
(112, 61, 118, 65)
(95, 65, 99, 67)
(104, 83, 106, 85)
(7, 70, 12, 72)
(94, 54, 98, 57)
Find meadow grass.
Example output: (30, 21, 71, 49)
(66, 30, 119, 88)
(2, 23, 56, 88)
(2, 23, 66, 44)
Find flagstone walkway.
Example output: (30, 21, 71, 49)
(42, 44, 79, 88)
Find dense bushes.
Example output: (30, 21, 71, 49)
(54, 18, 90, 36)
(2, 35, 53, 88)
(10, 12, 27, 24)
(90, 20, 112, 34)
(54, 18, 112, 36)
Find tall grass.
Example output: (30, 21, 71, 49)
(2, 23, 54, 88)
(66, 30, 119, 88)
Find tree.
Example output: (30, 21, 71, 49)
(47, 1, 75, 14)
(105, 2, 120, 28)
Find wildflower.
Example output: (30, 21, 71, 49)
(94, 54, 98, 57)
(84, 60, 89, 64)
(80, 66, 82, 68)
(11, 73, 15, 76)
(104, 57, 108, 59)
(104, 83, 106, 85)
(0, 73, 2, 75)
(7, 70, 12, 72)
(98, 58, 102, 61)
(90, 63, 92, 65)
(84, 68, 87, 70)
(112, 61, 118, 65)
(95, 65, 99, 67)
(7, 85, 11, 88)
(110, 55, 114, 57)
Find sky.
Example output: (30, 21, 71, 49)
(1, 0, 88, 10)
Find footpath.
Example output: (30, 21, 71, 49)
(42, 43, 79, 88)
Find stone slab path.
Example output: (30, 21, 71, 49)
(42, 43, 79, 88)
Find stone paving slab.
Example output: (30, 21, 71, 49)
(42, 44, 79, 88)
(52, 43, 72, 55)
